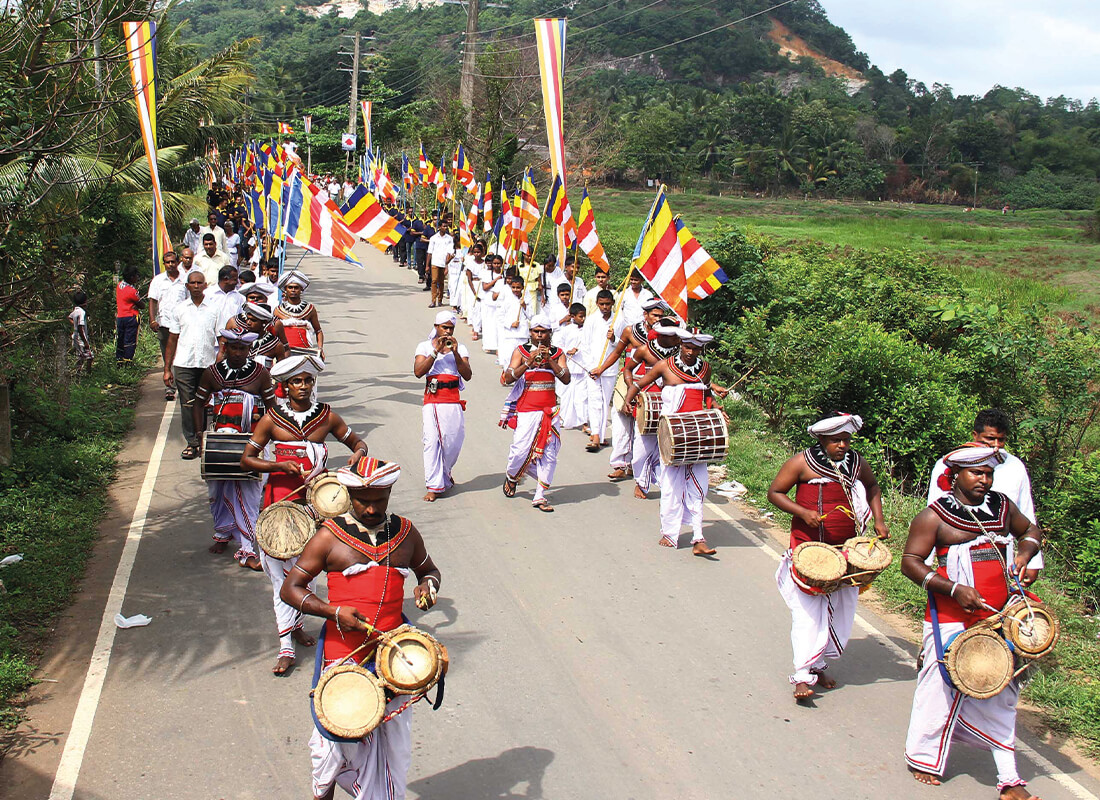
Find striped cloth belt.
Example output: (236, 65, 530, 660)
(938, 547, 1005, 569)
(525, 381, 556, 392)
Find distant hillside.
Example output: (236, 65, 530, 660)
(766, 17, 866, 92)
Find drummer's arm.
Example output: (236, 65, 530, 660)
(328, 411, 367, 464)
(1006, 500, 1042, 583)
(309, 308, 324, 358)
(282, 529, 373, 632)
(273, 320, 288, 347)
(258, 374, 276, 410)
(768, 457, 817, 528)
(902, 511, 984, 613)
(241, 416, 298, 475)
(858, 459, 890, 539)
(623, 361, 662, 408)
(408, 527, 441, 610)
(192, 371, 215, 448)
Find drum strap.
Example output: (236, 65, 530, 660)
(927, 591, 957, 690)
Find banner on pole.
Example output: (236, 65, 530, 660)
(341, 133, 357, 152)
(534, 18, 568, 264)
(360, 100, 372, 153)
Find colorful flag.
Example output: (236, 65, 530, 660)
(576, 186, 610, 272)
(481, 171, 494, 232)
(122, 20, 171, 275)
(632, 188, 687, 321)
(303, 115, 312, 135)
(373, 160, 398, 203)
(284, 173, 362, 266)
(453, 143, 477, 193)
(498, 187, 515, 251)
(465, 202, 479, 243)
(278, 122, 293, 135)
(544, 174, 578, 246)
(360, 100, 372, 153)
(402, 153, 417, 190)
(515, 169, 540, 232)
(418, 143, 441, 186)
(675, 216, 728, 300)
(340, 184, 404, 250)
(535, 18, 568, 258)
(457, 202, 473, 248)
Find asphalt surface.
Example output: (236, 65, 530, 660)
(3, 243, 1099, 800)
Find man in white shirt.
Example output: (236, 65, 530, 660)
(182, 218, 204, 254)
(926, 408, 1043, 581)
(163, 271, 221, 459)
(426, 220, 456, 309)
(620, 271, 655, 326)
(199, 212, 227, 254)
(584, 269, 617, 318)
(537, 254, 566, 310)
(496, 275, 531, 369)
(582, 289, 627, 452)
(204, 265, 245, 331)
(195, 235, 231, 286)
(223, 220, 240, 267)
(148, 250, 188, 401)
(479, 255, 505, 355)
(413, 311, 473, 502)
(563, 256, 586, 304)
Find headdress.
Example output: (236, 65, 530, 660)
(337, 456, 401, 488)
(807, 413, 864, 437)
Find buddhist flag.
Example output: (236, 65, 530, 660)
(632, 187, 687, 321)
(278, 122, 293, 135)
(122, 21, 171, 276)
(577, 187, 610, 272)
(465, 202, 479, 243)
(453, 143, 477, 193)
(418, 143, 441, 186)
(534, 18, 568, 261)
(374, 160, 398, 203)
(498, 187, 515, 251)
(340, 185, 404, 251)
(515, 169, 540, 232)
(402, 153, 417, 190)
(284, 172, 362, 266)
(360, 100, 372, 153)
(481, 171, 494, 232)
(303, 115, 312, 135)
(457, 202, 473, 248)
(676, 216, 728, 299)
(544, 174, 577, 246)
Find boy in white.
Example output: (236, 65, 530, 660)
(496, 275, 531, 369)
(554, 303, 588, 430)
(582, 289, 626, 452)
(426, 221, 456, 308)
(461, 243, 486, 331)
(620, 271, 655, 326)
(544, 283, 574, 331)
(479, 256, 505, 354)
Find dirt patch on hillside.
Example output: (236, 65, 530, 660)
(767, 17, 866, 86)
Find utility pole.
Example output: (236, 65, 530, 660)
(972, 162, 982, 208)
(459, 0, 479, 137)
(339, 31, 362, 185)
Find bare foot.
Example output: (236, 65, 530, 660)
(272, 655, 294, 676)
(692, 540, 717, 556)
(292, 628, 316, 648)
(794, 682, 815, 700)
(209, 540, 228, 555)
(811, 669, 837, 689)
(659, 535, 677, 548)
(999, 787, 1038, 800)
(634, 486, 647, 499)
(423, 491, 437, 502)
(910, 769, 941, 787)
(240, 555, 263, 571)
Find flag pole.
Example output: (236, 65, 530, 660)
(595, 266, 634, 367)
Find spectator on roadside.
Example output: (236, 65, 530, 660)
(69, 290, 93, 374)
(182, 219, 203, 255)
(179, 246, 196, 276)
(223, 220, 240, 267)
(115, 265, 142, 364)
(195, 234, 231, 286)
(163, 271, 220, 459)
(205, 265, 243, 331)
(148, 251, 188, 401)
(199, 211, 227, 254)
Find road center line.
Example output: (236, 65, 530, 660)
(704, 497, 1097, 800)
(48, 399, 174, 800)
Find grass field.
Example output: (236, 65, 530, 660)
(590, 190, 1100, 316)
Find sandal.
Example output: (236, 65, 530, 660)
(585, 442, 600, 453)
(532, 499, 554, 513)
(503, 477, 518, 498)
(181, 445, 199, 460)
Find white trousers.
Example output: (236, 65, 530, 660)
(422, 402, 465, 492)
(260, 551, 314, 659)
(632, 431, 662, 494)
(905, 621, 1023, 788)
(207, 479, 261, 562)
(469, 300, 482, 334)
(481, 304, 498, 351)
(447, 264, 462, 304)
(506, 411, 561, 503)
(310, 696, 413, 800)
(776, 553, 859, 685)
(659, 462, 708, 542)
(609, 409, 634, 469)
(557, 371, 588, 429)
(586, 373, 617, 440)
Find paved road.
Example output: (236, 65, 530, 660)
(4, 244, 1099, 800)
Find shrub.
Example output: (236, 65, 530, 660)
(1043, 452, 1100, 595)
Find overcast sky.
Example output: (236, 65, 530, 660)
(820, 0, 1100, 102)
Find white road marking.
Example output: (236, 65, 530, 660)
(48, 401, 174, 800)
(704, 497, 1098, 800)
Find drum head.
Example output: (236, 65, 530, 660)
(946, 626, 1014, 699)
(843, 537, 893, 572)
(1002, 602, 1059, 659)
(309, 474, 351, 519)
(256, 501, 316, 559)
(376, 625, 442, 694)
(792, 541, 847, 584)
(657, 416, 674, 465)
(313, 665, 386, 739)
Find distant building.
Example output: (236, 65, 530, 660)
(367, 0, 443, 12)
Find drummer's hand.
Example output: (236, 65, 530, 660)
(346, 448, 366, 466)
(587, 369, 599, 380)
(1021, 568, 1040, 587)
(952, 584, 985, 614)
(873, 519, 890, 540)
(799, 509, 821, 529)
(274, 461, 305, 477)
(712, 386, 729, 399)
(1009, 552, 1032, 583)
(414, 583, 436, 610)
(336, 606, 373, 632)
(620, 403, 632, 415)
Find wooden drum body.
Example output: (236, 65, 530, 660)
(613, 373, 629, 410)
(312, 664, 387, 739)
(376, 625, 448, 695)
(635, 393, 663, 436)
(1001, 600, 1059, 660)
(790, 541, 847, 595)
(200, 432, 259, 481)
(308, 473, 351, 519)
(944, 624, 1014, 699)
(256, 500, 316, 559)
(657, 409, 728, 467)
(842, 536, 893, 587)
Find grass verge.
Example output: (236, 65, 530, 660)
(0, 332, 156, 729)
(721, 397, 1100, 756)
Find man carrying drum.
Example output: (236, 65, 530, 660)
(275, 269, 325, 360)
(901, 445, 1043, 800)
(236, 302, 287, 369)
(280, 456, 441, 800)
(413, 310, 473, 502)
(192, 329, 276, 570)
(500, 314, 570, 512)
(767, 413, 889, 701)
(241, 355, 369, 675)
(622, 328, 728, 556)
(621, 317, 681, 500)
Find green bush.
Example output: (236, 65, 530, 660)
(1043, 452, 1100, 595)
(1002, 166, 1100, 210)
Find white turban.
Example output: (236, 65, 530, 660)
(684, 333, 714, 347)
(336, 457, 401, 488)
(219, 328, 259, 343)
(529, 314, 553, 331)
(642, 297, 665, 312)
(277, 270, 310, 290)
(244, 302, 274, 322)
(807, 413, 864, 437)
(943, 445, 1006, 471)
(239, 281, 275, 298)
(434, 310, 457, 326)
(270, 354, 325, 381)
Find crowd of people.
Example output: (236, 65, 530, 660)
(84, 186, 1052, 800)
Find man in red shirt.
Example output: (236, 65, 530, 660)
(115, 265, 142, 363)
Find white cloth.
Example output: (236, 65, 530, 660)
(182, 227, 204, 254)
(195, 250, 231, 286)
(69, 306, 89, 350)
(620, 287, 654, 325)
(632, 427, 661, 494)
(538, 267, 567, 304)
(427, 232, 456, 268)
(586, 373, 616, 441)
(506, 410, 561, 504)
(168, 297, 220, 368)
(496, 294, 530, 368)
(198, 224, 227, 254)
(659, 461, 708, 543)
(207, 480, 260, 561)
(149, 271, 188, 327)
(260, 551, 312, 659)
(609, 408, 633, 469)
(554, 324, 588, 430)
(310, 695, 413, 800)
(422, 403, 464, 493)
(414, 340, 470, 384)
(204, 287, 245, 331)
(543, 297, 571, 330)
(580, 312, 626, 374)
(776, 553, 859, 685)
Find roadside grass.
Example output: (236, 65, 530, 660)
(0, 333, 156, 728)
(721, 397, 1100, 756)
(591, 190, 1099, 315)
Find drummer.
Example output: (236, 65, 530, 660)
(237, 302, 287, 369)
(192, 329, 275, 570)
(275, 269, 324, 360)
(279, 456, 442, 800)
(241, 355, 369, 675)
(902, 445, 1042, 799)
(622, 318, 681, 499)
(766, 413, 888, 700)
(621, 327, 728, 556)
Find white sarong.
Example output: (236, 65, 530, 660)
(422, 402, 465, 493)
(506, 410, 561, 504)
(311, 694, 413, 800)
(558, 370, 588, 430)
(586, 373, 616, 441)
(632, 429, 661, 495)
(609, 408, 634, 469)
(208, 479, 261, 562)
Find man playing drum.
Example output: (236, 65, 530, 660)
(192, 330, 276, 569)
(902, 445, 1043, 799)
(622, 318, 680, 500)
(241, 355, 369, 675)
(275, 269, 325, 360)
(413, 310, 473, 502)
(767, 413, 889, 700)
(622, 328, 727, 555)
(500, 314, 570, 513)
(280, 456, 442, 800)
(236, 302, 287, 369)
